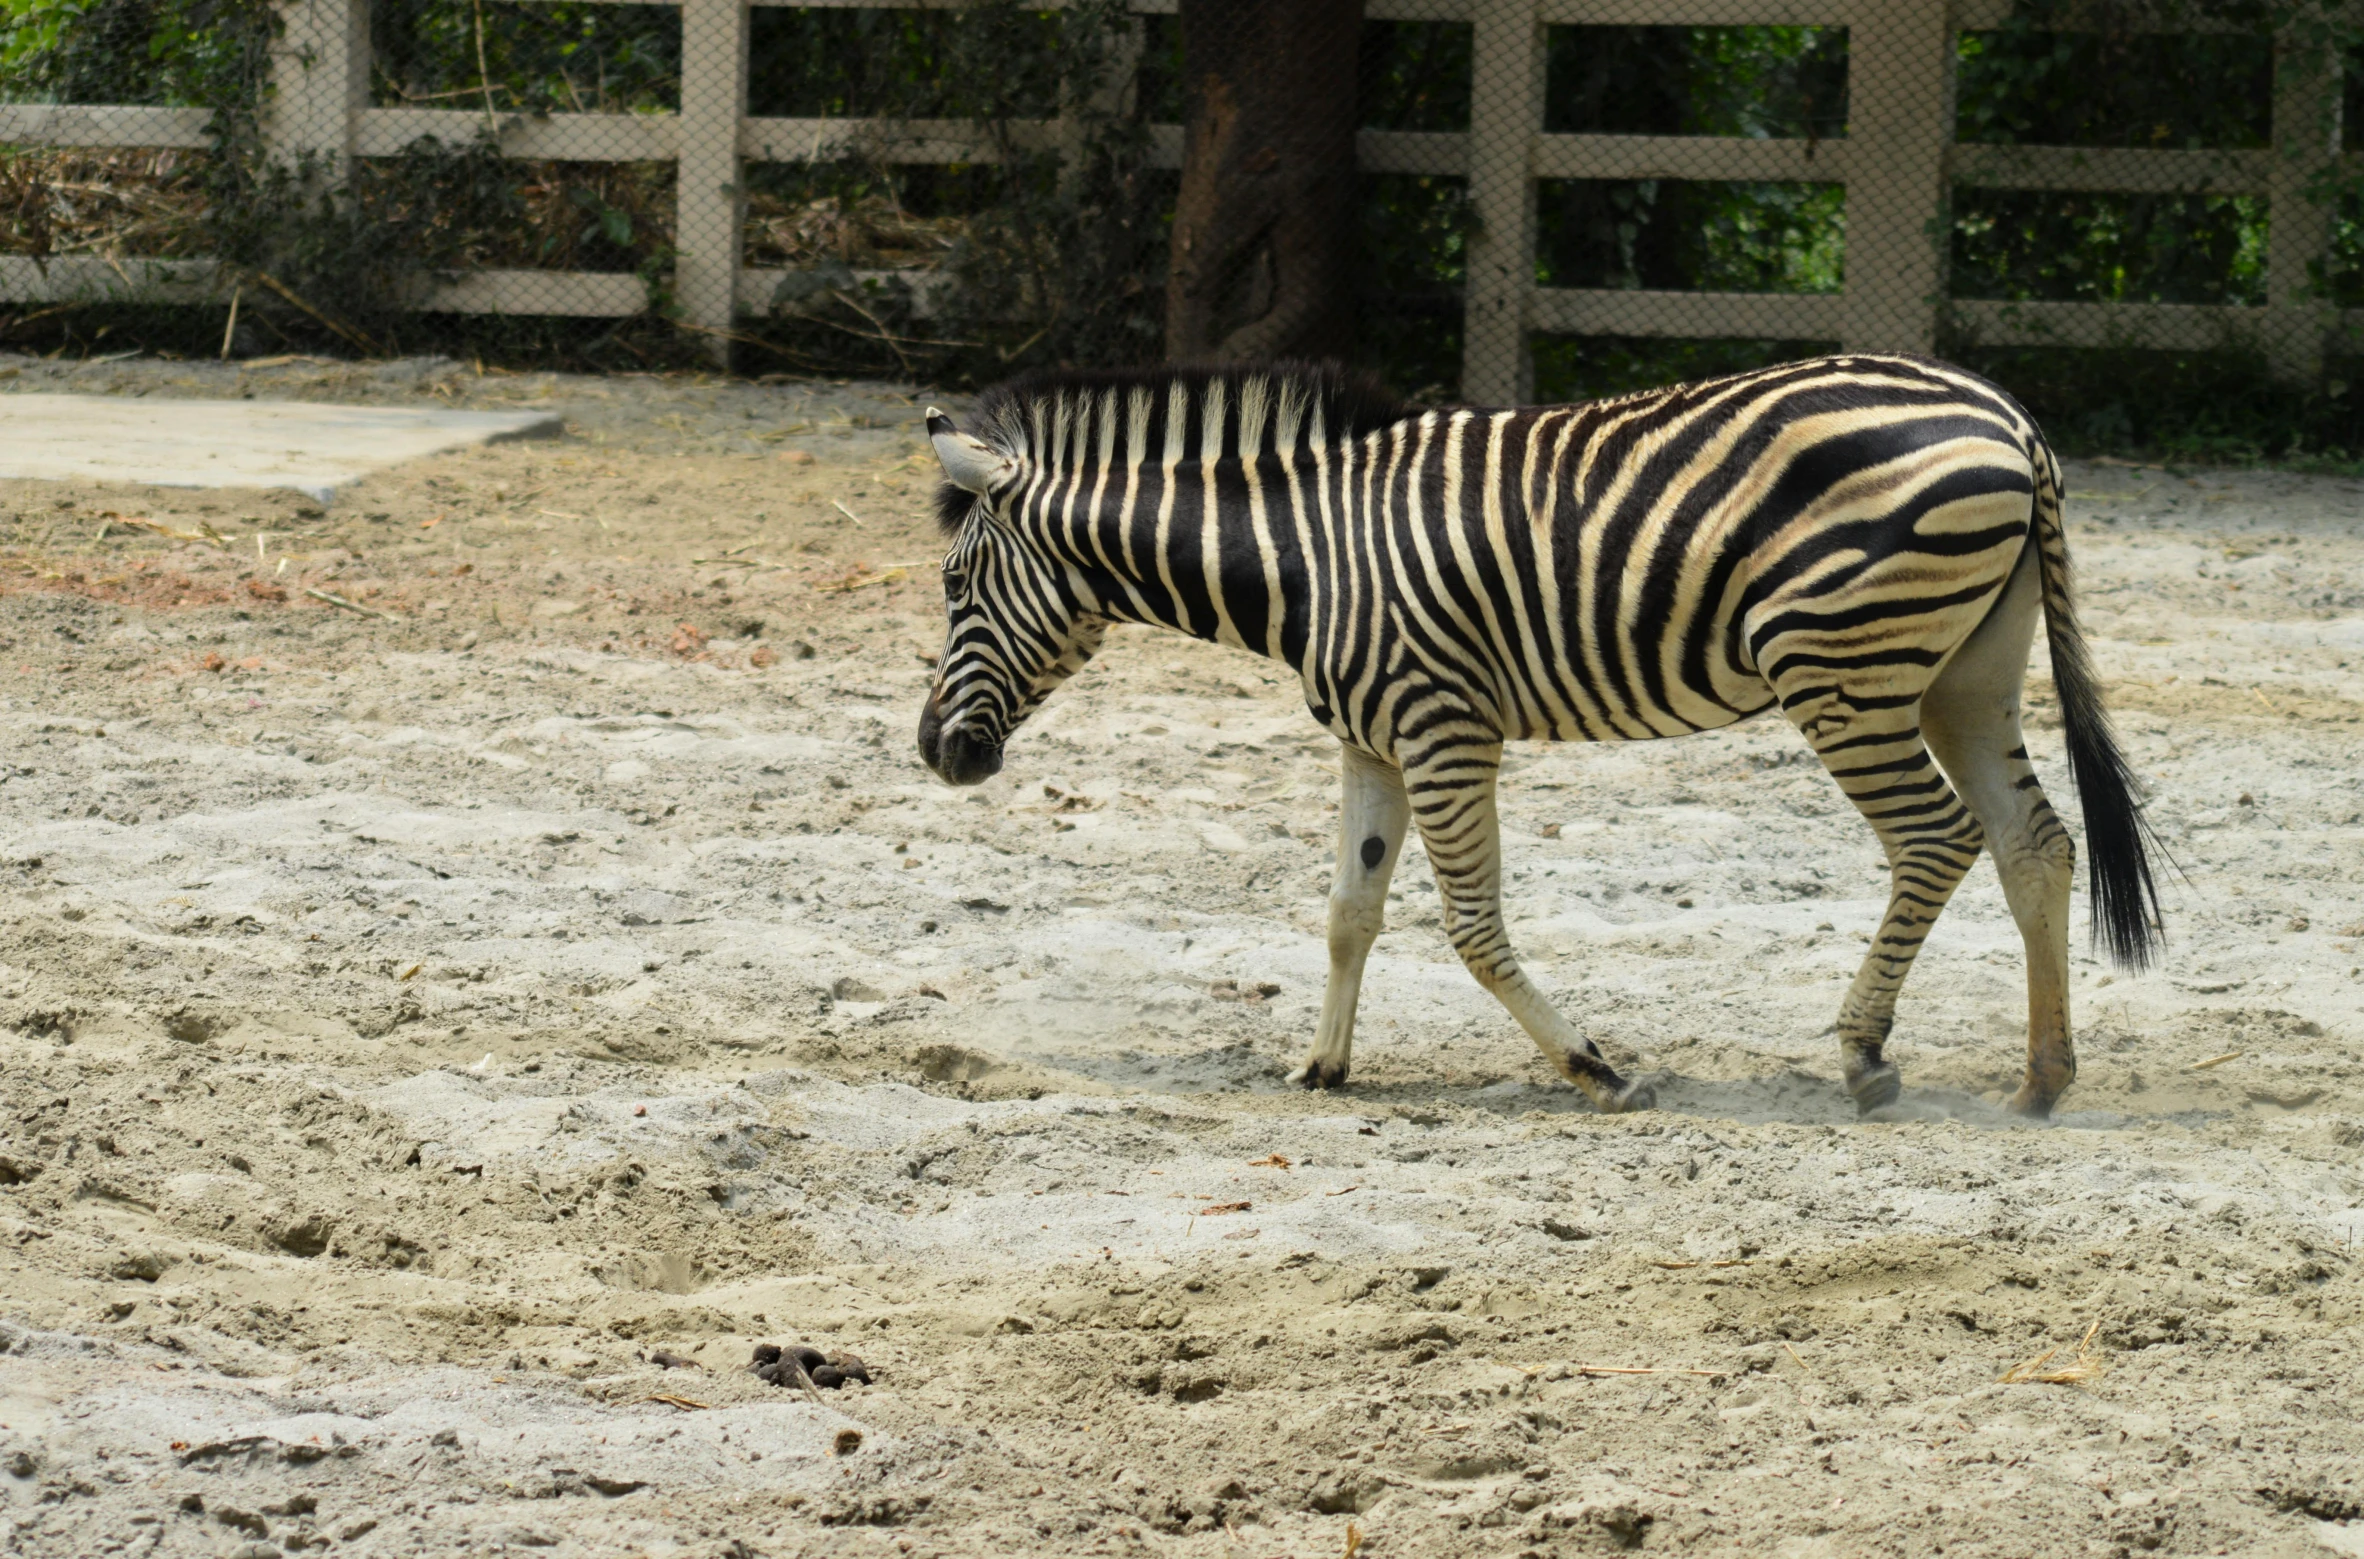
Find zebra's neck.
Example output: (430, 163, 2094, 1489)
(973, 364, 1413, 669)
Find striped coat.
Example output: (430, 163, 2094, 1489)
(918, 354, 2160, 1118)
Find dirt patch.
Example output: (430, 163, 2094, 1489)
(0, 351, 2360, 1557)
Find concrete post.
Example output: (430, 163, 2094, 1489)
(1461, 0, 1543, 405)
(1838, 0, 1956, 355)
(676, 0, 751, 370)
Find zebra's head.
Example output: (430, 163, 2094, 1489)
(916, 407, 1105, 786)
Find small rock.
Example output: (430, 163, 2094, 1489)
(213, 1506, 268, 1537)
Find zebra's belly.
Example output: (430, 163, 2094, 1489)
(1520, 680, 1780, 744)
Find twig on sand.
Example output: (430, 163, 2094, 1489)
(305, 587, 397, 621)
(645, 1394, 710, 1411)
(254, 271, 379, 356)
(1783, 1341, 1813, 1375)
(1577, 1363, 1724, 1378)
(815, 568, 905, 593)
(781, 1354, 830, 1408)
(832, 500, 865, 528)
(2191, 1051, 2244, 1070)
(2000, 1320, 2106, 1386)
(107, 514, 223, 547)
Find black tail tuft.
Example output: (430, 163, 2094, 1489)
(2047, 609, 2167, 969)
(2029, 442, 2166, 970)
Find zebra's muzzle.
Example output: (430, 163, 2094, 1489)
(918, 700, 1003, 786)
(934, 726, 1002, 785)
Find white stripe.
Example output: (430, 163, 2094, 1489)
(1198, 377, 1243, 650)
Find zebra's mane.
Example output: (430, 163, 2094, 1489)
(935, 361, 1410, 533)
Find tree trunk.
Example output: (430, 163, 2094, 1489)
(1165, 0, 1363, 364)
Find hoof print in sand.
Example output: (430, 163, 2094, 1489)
(750, 1342, 872, 1389)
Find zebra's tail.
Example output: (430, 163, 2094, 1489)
(2027, 435, 2166, 970)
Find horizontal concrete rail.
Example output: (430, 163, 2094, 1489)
(0, 254, 219, 304)
(0, 104, 213, 149)
(1951, 144, 2272, 194)
(1952, 297, 2262, 351)
(1536, 133, 1849, 182)
(415, 270, 649, 316)
(356, 107, 678, 161)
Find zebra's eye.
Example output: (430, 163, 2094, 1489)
(943, 568, 969, 598)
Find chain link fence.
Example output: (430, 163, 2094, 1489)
(7, 0, 2364, 454)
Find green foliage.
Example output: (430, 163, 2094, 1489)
(748, 4, 1065, 119)
(1538, 179, 1846, 294)
(1545, 25, 1848, 139)
(1357, 172, 1471, 400)
(0, 0, 267, 109)
(1955, 27, 2272, 149)
(1953, 189, 2268, 305)
(370, 0, 679, 114)
(1361, 20, 1472, 132)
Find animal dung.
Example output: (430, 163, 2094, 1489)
(750, 1341, 872, 1390)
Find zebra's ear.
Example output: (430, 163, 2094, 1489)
(927, 407, 1009, 496)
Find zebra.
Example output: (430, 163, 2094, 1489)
(915, 354, 2161, 1119)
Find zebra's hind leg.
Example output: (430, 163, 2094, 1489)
(1788, 703, 1987, 1117)
(1290, 745, 1410, 1089)
(1401, 740, 1655, 1113)
(1923, 551, 2079, 1118)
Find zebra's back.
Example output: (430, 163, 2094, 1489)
(1370, 354, 2047, 747)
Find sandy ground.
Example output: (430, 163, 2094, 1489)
(0, 349, 2360, 1559)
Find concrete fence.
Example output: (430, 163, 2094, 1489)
(0, 0, 2350, 394)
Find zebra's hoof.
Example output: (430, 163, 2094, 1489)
(2005, 1082, 2058, 1120)
(1290, 1059, 1349, 1090)
(1849, 1065, 1902, 1116)
(1606, 1077, 1657, 1113)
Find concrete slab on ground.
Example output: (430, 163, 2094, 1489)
(0, 393, 562, 501)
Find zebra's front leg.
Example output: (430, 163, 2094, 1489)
(1291, 744, 1410, 1089)
(1402, 741, 1656, 1114)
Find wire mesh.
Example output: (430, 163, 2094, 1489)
(5, 0, 2364, 454)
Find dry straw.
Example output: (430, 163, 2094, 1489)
(1999, 1320, 2107, 1386)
